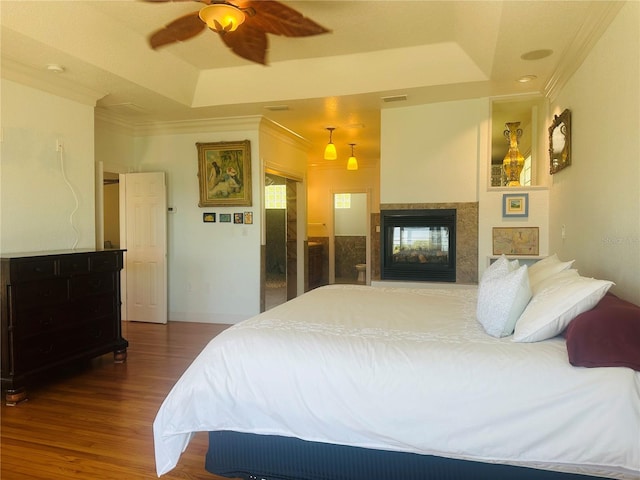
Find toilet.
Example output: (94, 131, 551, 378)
(355, 263, 367, 283)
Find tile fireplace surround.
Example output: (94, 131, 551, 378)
(373, 203, 478, 284)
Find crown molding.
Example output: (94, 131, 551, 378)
(260, 118, 311, 150)
(545, 2, 624, 102)
(94, 111, 265, 137)
(133, 115, 263, 136)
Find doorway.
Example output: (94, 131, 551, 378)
(332, 192, 370, 285)
(264, 173, 298, 310)
(265, 174, 287, 309)
(103, 172, 120, 249)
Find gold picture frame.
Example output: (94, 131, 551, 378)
(549, 109, 571, 175)
(197, 140, 252, 207)
(492, 227, 539, 256)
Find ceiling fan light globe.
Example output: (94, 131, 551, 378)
(199, 4, 245, 33)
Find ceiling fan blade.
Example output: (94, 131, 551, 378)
(242, 0, 330, 37)
(219, 24, 268, 65)
(149, 12, 206, 49)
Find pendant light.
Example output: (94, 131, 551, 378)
(324, 127, 337, 160)
(347, 143, 358, 171)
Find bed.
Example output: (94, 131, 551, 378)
(153, 258, 640, 480)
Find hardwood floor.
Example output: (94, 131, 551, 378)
(1, 321, 235, 480)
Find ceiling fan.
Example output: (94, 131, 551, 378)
(145, 0, 330, 65)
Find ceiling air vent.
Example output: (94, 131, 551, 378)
(381, 94, 407, 103)
(264, 105, 290, 111)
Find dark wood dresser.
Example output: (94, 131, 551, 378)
(0, 249, 128, 405)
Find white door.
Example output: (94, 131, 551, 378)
(121, 172, 167, 324)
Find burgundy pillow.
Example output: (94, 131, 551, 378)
(564, 293, 640, 371)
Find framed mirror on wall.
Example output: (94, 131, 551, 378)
(549, 109, 571, 175)
(490, 96, 547, 188)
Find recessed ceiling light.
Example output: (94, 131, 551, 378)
(46, 64, 65, 73)
(517, 75, 537, 83)
(521, 49, 553, 61)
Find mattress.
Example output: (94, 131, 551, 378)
(153, 285, 640, 478)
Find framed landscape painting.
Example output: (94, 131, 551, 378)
(197, 140, 252, 207)
(502, 193, 529, 218)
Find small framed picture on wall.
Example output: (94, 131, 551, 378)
(502, 193, 529, 218)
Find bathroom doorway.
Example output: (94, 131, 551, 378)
(264, 173, 298, 310)
(332, 192, 370, 285)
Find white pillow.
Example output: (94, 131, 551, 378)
(481, 255, 517, 282)
(513, 273, 614, 343)
(532, 268, 579, 291)
(528, 254, 574, 293)
(477, 261, 532, 338)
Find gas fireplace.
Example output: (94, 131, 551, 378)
(380, 209, 456, 282)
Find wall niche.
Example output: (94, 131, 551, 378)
(490, 95, 547, 188)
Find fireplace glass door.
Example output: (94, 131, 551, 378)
(391, 226, 449, 266)
(381, 209, 456, 282)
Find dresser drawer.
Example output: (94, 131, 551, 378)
(11, 258, 56, 282)
(15, 331, 70, 372)
(12, 278, 69, 309)
(62, 317, 117, 356)
(15, 317, 117, 373)
(13, 305, 73, 337)
(70, 272, 115, 298)
(89, 252, 122, 272)
(76, 317, 117, 350)
(59, 256, 90, 276)
(75, 294, 116, 321)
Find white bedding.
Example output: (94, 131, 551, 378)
(153, 285, 640, 478)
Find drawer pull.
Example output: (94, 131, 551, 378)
(33, 267, 44, 273)
(40, 316, 53, 327)
(92, 329, 103, 339)
(39, 344, 54, 355)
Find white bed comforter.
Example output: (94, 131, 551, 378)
(153, 285, 640, 478)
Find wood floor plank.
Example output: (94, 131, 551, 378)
(1, 321, 234, 480)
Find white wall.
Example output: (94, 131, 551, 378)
(132, 120, 260, 324)
(549, 1, 640, 304)
(0, 79, 96, 253)
(478, 188, 549, 274)
(94, 116, 136, 174)
(381, 99, 485, 204)
(381, 97, 549, 281)
(121, 117, 309, 324)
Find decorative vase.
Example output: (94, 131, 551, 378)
(502, 122, 524, 187)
